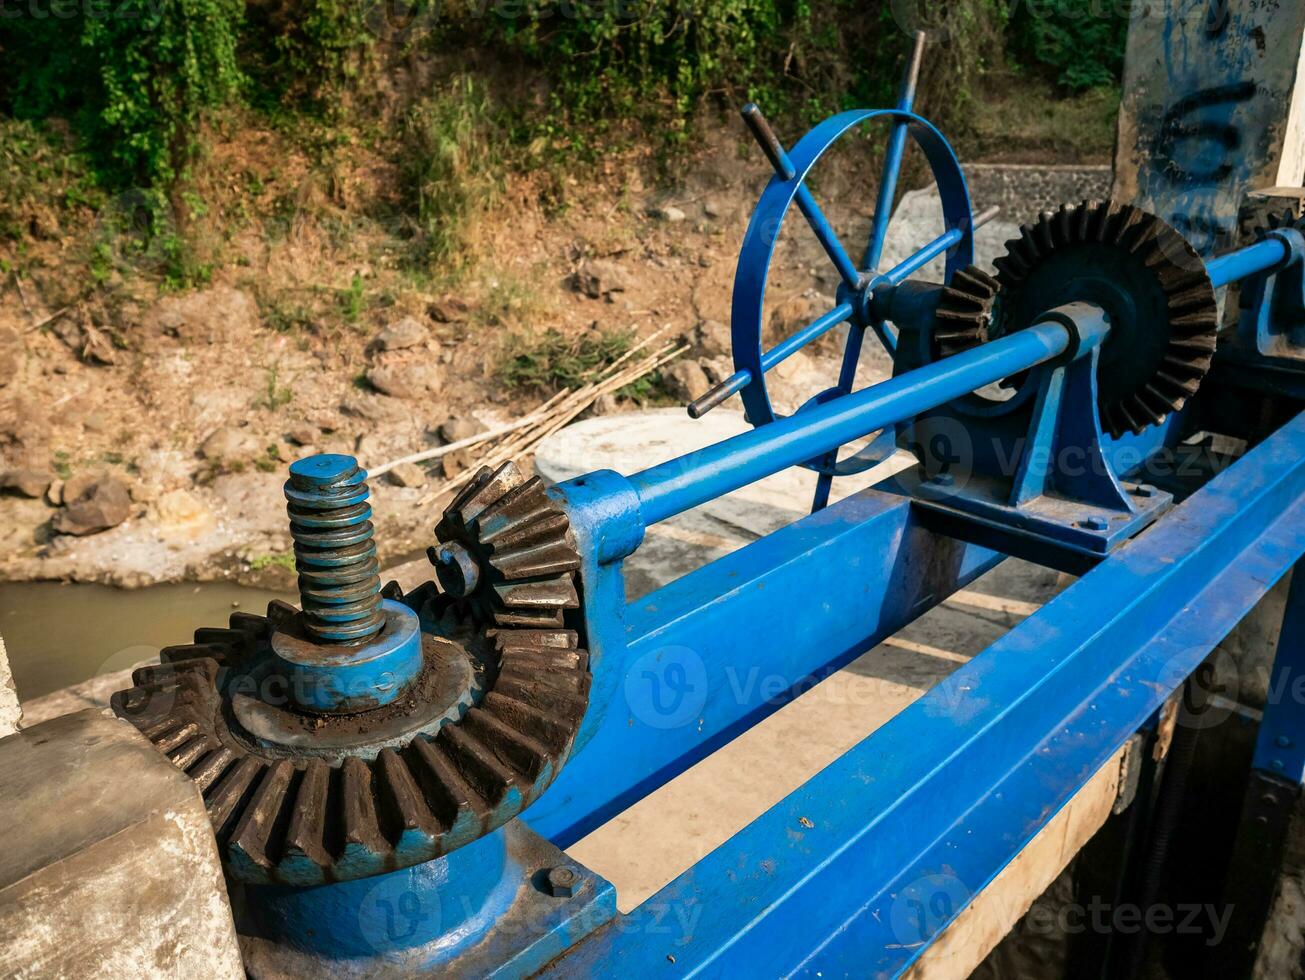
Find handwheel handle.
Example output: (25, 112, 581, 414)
(741, 104, 796, 181)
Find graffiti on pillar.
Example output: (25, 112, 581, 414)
(1118, 0, 1304, 256)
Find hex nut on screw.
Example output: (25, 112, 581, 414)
(1083, 516, 1109, 531)
(547, 865, 581, 898)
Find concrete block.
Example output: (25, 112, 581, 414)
(1114, 1, 1305, 253)
(0, 633, 20, 737)
(0, 709, 244, 978)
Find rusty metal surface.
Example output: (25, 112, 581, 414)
(109, 460, 591, 886)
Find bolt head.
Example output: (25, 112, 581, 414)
(1132, 484, 1157, 498)
(1084, 516, 1109, 531)
(932, 472, 955, 488)
(547, 865, 581, 898)
(1277, 735, 1292, 748)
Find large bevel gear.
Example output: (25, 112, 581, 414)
(988, 200, 1219, 438)
(110, 462, 588, 886)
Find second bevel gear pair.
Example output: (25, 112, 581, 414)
(932, 200, 1220, 438)
(110, 460, 589, 886)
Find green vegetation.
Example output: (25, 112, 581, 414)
(497, 327, 636, 391)
(249, 551, 297, 572)
(1, 1, 1127, 293)
(402, 76, 502, 272)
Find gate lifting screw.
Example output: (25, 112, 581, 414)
(284, 454, 384, 644)
(547, 865, 581, 898)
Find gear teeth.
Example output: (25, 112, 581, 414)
(933, 263, 1000, 358)
(281, 759, 333, 877)
(376, 748, 438, 848)
(440, 725, 523, 809)
(464, 708, 552, 783)
(227, 760, 297, 874)
(483, 692, 573, 753)
(168, 734, 218, 771)
(114, 467, 589, 885)
(992, 199, 1218, 437)
(407, 737, 486, 840)
(190, 747, 239, 793)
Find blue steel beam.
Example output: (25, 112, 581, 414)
(541, 408, 1305, 977)
(527, 482, 1004, 847)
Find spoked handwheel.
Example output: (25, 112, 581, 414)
(687, 33, 984, 511)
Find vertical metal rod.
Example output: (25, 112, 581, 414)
(814, 31, 927, 513)
(741, 104, 862, 288)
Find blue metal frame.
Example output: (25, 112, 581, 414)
(528, 408, 1305, 976)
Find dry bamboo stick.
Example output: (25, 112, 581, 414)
(367, 388, 569, 478)
(415, 341, 686, 505)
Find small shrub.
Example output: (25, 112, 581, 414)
(1010, 0, 1127, 92)
(402, 75, 502, 272)
(497, 328, 634, 391)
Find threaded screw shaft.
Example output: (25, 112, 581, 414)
(284, 454, 384, 644)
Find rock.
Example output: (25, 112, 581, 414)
(154, 488, 212, 536)
(428, 295, 470, 323)
(439, 416, 488, 444)
(593, 392, 620, 415)
(703, 198, 724, 218)
(442, 449, 474, 479)
(61, 471, 101, 505)
(571, 259, 629, 300)
(694, 319, 732, 358)
(53, 476, 132, 536)
(45, 479, 64, 507)
(662, 359, 711, 402)
(341, 395, 408, 424)
(648, 204, 686, 223)
(387, 462, 427, 488)
(287, 425, 318, 446)
(374, 317, 428, 352)
(82, 412, 110, 434)
(200, 426, 260, 464)
(772, 349, 814, 382)
(0, 469, 51, 499)
(700, 356, 734, 385)
(128, 480, 160, 504)
(148, 286, 257, 345)
(366, 361, 441, 399)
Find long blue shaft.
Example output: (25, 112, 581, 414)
(631, 320, 1070, 525)
(1207, 236, 1289, 288)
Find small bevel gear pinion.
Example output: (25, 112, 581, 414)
(933, 265, 1002, 359)
(110, 461, 589, 886)
(988, 200, 1219, 438)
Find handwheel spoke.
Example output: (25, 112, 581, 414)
(861, 31, 925, 272)
(794, 185, 861, 288)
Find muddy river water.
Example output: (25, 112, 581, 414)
(0, 581, 292, 701)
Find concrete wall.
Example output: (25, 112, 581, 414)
(1114, 0, 1305, 253)
(0, 633, 20, 737)
(0, 710, 244, 978)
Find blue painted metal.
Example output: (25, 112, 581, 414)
(1250, 565, 1305, 783)
(537, 408, 1305, 977)
(182, 47, 1305, 976)
(1208, 234, 1291, 287)
(529, 478, 1004, 846)
(730, 108, 973, 431)
(631, 319, 1068, 527)
(269, 598, 423, 713)
(239, 821, 617, 976)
